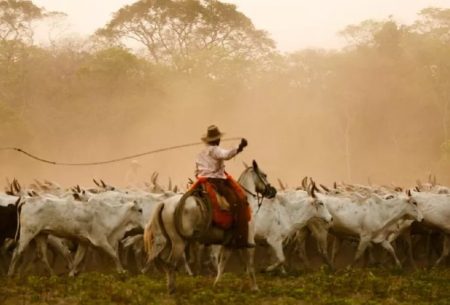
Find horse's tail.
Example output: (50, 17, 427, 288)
(143, 202, 164, 258)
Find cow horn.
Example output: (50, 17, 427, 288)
(406, 189, 412, 197)
(333, 182, 337, 189)
(93, 179, 100, 187)
(311, 182, 317, 198)
(173, 185, 178, 193)
(277, 178, 286, 191)
(77, 185, 81, 192)
(432, 175, 437, 186)
(414, 186, 420, 192)
(100, 179, 107, 187)
(168, 178, 172, 191)
(320, 184, 330, 192)
(13, 179, 21, 193)
(313, 182, 321, 194)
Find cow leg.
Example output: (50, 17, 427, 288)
(351, 236, 371, 267)
(133, 244, 144, 274)
(96, 240, 125, 273)
(297, 237, 311, 269)
(293, 229, 311, 269)
(401, 232, 417, 269)
(8, 232, 35, 276)
(435, 234, 450, 267)
(264, 237, 285, 273)
(331, 236, 342, 265)
(380, 240, 402, 268)
(213, 247, 232, 287)
(34, 235, 56, 276)
(310, 223, 332, 269)
(48, 236, 74, 271)
(69, 243, 88, 277)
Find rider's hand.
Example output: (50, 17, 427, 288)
(237, 138, 248, 153)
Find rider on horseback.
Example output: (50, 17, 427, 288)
(195, 125, 254, 248)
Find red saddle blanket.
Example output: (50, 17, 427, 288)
(190, 175, 251, 230)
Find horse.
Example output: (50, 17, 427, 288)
(143, 160, 276, 293)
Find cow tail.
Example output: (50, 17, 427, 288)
(143, 202, 164, 258)
(14, 197, 23, 242)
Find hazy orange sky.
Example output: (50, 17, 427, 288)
(33, 0, 450, 51)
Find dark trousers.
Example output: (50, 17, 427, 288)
(207, 178, 250, 247)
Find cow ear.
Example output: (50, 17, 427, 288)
(73, 193, 81, 201)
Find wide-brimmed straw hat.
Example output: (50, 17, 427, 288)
(201, 125, 224, 143)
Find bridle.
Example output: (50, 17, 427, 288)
(240, 167, 276, 213)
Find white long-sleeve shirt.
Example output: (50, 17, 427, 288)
(195, 145, 239, 179)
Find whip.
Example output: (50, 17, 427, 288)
(0, 137, 242, 166)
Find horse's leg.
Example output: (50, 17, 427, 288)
(241, 248, 259, 291)
(164, 242, 186, 294)
(213, 246, 232, 287)
(182, 251, 193, 276)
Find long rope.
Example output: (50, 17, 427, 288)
(0, 137, 241, 166)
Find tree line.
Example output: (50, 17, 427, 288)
(1, 0, 450, 186)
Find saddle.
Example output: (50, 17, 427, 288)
(189, 179, 234, 230)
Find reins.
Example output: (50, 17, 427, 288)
(0, 138, 241, 166)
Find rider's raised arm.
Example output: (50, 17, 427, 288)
(209, 146, 238, 161)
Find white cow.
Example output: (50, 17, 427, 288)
(8, 196, 144, 276)
(252, 188, 333, 272)
(411, 191, 450, 266)
(322, 191, 423, 267)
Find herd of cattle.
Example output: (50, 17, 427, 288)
(0, 172, 449, 278)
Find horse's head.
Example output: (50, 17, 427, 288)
(248, 160, 277, 199)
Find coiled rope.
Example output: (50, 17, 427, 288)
(0, 137, 241, 166)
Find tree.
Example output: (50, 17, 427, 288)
(0, 0, 43, 43)
(96, 0, 275, 72)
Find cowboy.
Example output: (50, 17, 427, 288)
(195, 125, 253, 248)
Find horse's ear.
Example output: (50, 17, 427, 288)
(242, 161, 250, 169)
(252, 160, 258, 170)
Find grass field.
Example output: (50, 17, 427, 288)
(1, 268, 449, 305)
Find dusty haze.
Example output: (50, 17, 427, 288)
(1, 1, 450, 191)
